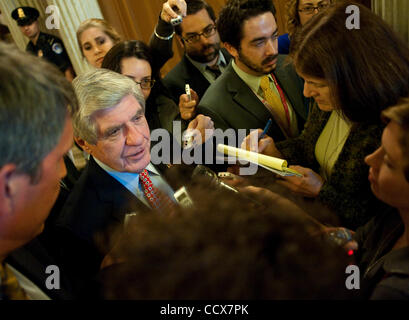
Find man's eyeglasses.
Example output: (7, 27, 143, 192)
(298, 2, 330, 15)
(135, 78, 155, 89)
(182, 25, 217, 44)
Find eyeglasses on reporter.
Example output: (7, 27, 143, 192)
(182, 25, 217, 44)
(134, 78, 156, 89)
(298, 2, 330, 14)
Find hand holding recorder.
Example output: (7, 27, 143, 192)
(179, 84, 199, 120)
(160, 0, 187, 25)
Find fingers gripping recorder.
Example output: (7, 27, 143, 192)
(170, 5, 183, 26)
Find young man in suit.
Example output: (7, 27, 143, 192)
(151, 0, 232, 110)
(0, 42, 78, 299)
(197, 0, 310, 145)
(52, 69, 183, 295)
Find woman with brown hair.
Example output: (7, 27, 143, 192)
(242, 1, 409, 230)
(278, 0, 334, 54)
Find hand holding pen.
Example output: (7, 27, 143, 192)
(259, 118, 272, 140)
(241, 118, 282, 158)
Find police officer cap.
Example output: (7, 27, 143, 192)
(11, 6, 39, 26)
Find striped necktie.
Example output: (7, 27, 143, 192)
(0, 263, 29, 300)
(206, 65, 222, 79)
(259, 75, 290, 133)
(139, 169, 177, 214)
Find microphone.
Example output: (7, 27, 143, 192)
(191, 165, 239, 194)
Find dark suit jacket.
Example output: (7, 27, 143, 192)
(5, 238, 76, 300)
(197, 55, 309, 144)
(163, 48, 232, 102)
(48, 157, 172, 296)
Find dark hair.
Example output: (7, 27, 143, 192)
(290, 1, 409, 123)
(217, 0, 276, 49)
(174, 0, 216, 35)
(101, 40, 171, 124)
(102, 40, 158, 80)
(0, 42, 78, 182)
(99, 186, 350, 299)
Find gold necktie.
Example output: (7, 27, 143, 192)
(259, 75, 289, 133)
(0, 263, 29, 300)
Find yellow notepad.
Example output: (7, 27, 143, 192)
(217, 144, 303, 177)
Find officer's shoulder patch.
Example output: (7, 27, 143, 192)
(52, 42, 63, 54)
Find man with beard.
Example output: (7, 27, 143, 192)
(197, 0, 309, 144)
(152, 0, 232, 105)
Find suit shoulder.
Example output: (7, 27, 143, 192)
(164, 58, 189, 81)
(56, 166, 99, 224)
(200, 67, 236, 103)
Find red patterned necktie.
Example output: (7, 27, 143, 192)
(139, 169, 177, 214)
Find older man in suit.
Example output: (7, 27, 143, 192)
(197, 0, 309, 145)
(0, 42, 77, 299)
(51, 69, 182, 295)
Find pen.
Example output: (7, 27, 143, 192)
(259, 118, 272, 140)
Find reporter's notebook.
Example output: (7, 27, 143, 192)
(217, 144, 303, 177)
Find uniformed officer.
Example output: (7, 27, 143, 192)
(11, 6, 75, 82)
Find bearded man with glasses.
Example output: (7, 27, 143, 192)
(151, 0, 233, 107)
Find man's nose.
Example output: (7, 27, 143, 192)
(265, 38, 278, 56)
(125, 124, 144, 145)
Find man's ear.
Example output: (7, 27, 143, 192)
(223, 42, 238, 60)
(74, 137, 92, 155)
(0, 164, 19, 214)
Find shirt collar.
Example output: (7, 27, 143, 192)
(231, 60, 271, 94)
(186, 50, 227, 73)
(94, 157, 159, 184)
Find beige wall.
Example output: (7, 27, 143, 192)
(98, 0, 289, 77)
(372, 0, 409, 43)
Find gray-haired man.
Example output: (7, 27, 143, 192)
(0, 42, 77, 299)
(53, 69, 180, 293)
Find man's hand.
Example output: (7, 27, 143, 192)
(179, 88, 199, 120)
(186, 114, 214, 145)
(276, 165, 324, 198)
(160, 0, 187, 23)
(241, 129, 282, 158)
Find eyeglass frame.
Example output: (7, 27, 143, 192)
(298, 2, 330, 15)
(181, 24, 217, 44)
(134, 78, 156, 89)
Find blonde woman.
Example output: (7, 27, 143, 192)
(76, 18, 121, 68)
